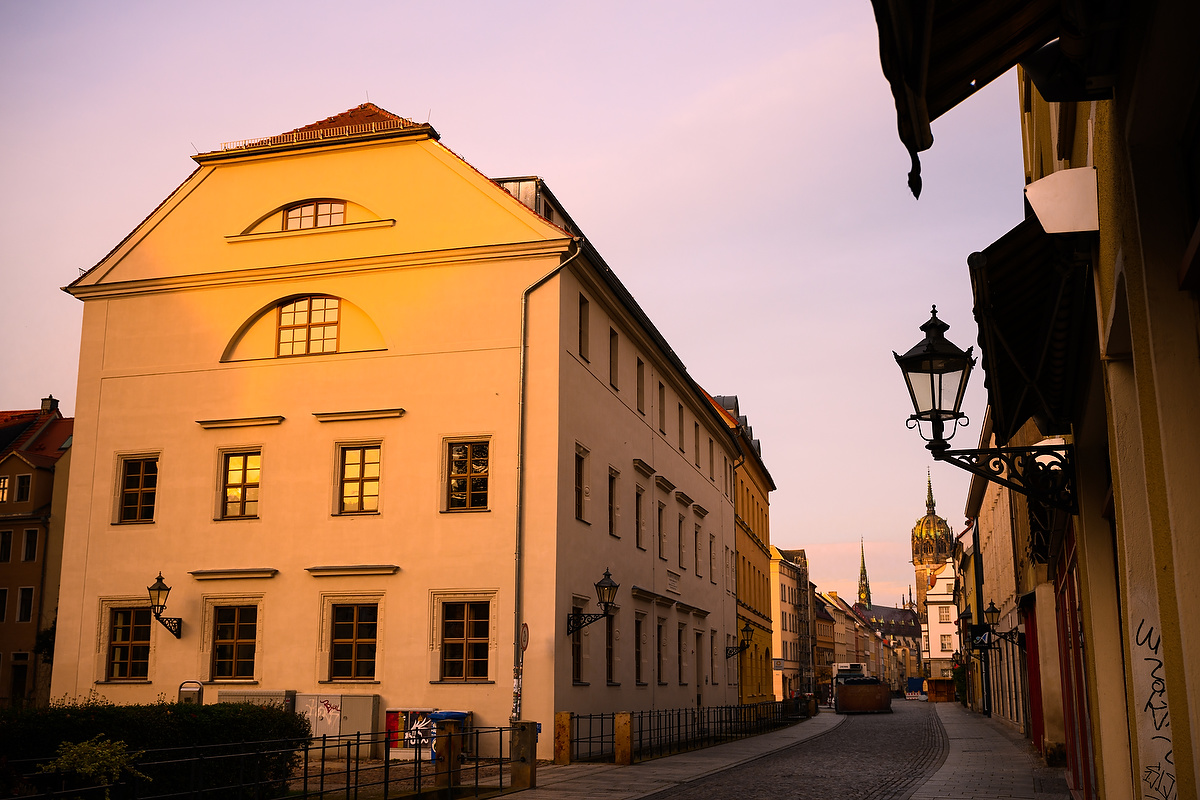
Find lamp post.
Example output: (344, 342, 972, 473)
(565, 568, 620, 636)
(147, 572, 182, 639)
(894, 306, 1077, 517)
(726, 620, 754, 658)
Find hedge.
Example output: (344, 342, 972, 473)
(0, 696, 311, 796)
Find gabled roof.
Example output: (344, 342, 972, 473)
(291, 103, 416, 135)
(0, 399, 70, 467)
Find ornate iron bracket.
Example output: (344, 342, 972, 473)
(154, 614, 182, 639)
(725, 642, 748, 659)
(566, 611, 608, 637)
(934, 443, 1076, 512)
(969, 624, 1024, 653)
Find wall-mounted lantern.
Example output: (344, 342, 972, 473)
(566, 568, 619, 637)
(147, 572, 182, 639)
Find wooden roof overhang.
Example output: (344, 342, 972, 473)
(870, 0, 1059, 197)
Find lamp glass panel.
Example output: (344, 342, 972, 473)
(905, 370, 935, 415)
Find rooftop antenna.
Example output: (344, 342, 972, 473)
(426, 108, 432, 124)
(190, 141, 199, 154)
(365, 90, 371, 103)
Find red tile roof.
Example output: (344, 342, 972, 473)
(289, 103, 417, 135)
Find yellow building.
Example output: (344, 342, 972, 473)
(710, 396, 776, 704)
(872, 2, 1200, 796)
(50, 104, 745, 757)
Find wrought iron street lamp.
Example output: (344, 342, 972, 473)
(565, 568, 619, 636)
(147, 572, 182, 639)
(726, 620, 754, 658)
(895, 306, 1077, 515)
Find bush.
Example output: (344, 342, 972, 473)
(1, 696, 311, 797)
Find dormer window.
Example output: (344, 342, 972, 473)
(284, 201, 345, 231)
(278, 296, 339, 356)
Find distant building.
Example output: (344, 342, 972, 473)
(813, 592, 835, 698)
(0, 396, 73, 707)
(851, 543, 921, 688)
(911, 475, 957, 676)
(770, 546, 813, 698)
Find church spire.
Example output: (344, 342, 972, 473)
(926, 468, 936, 515)
(858, 538, 872, 607)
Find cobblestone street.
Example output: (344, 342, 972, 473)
(519, 701, 1072, 800)
(641, 702, 944, 800)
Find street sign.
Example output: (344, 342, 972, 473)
(521, 622, 529, 652)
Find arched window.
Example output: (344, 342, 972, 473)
(277, 296, 339, 356)
(284, 201, 345, 230)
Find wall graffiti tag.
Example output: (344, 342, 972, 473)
(1134, 619, 1174, 800)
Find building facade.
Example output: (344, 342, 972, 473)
(770, 546, 812, 699)
(50, 105, 744, 757)
(0, 397, 72, 708)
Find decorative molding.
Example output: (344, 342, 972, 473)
(189, 568, 278, 580)
(675, 601, 710, 617)
(630, 585, 676, 608)
(692, 504, 709, 518)
(196, 416, 284, 429)
(306, 564, 400, 577)
(313, 408, 405, 423)
(654, 475, 675, 493)
(674, 490, 694, 507)
(225, 219, 395, 243)
(666, 571, 681, 595)
(632, 458, 656, 478)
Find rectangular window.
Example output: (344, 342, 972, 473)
(677, 625, 686, 684)
(578, 295, 590, 361)
(572, 603, 584, 682)
(0, 476, 7, 501)
(447, 440, 489, 510)
(574, 446, 587, 521)
(658, 383, 666, 432)
(694, 423, 700, 466)
(119, 457, 158, 523)
(710, 630, 718, 685)
(0, 530, 10, 562)
(657, 503, 666, 560)
(656, 620, 666, 684)
(107, 608, 151, 680)
(635, 488, 645, 549)
(277, 296, 339, 356)
(710, 535, 717, 584)
(605, 615, 615, 683)
(609, 328, 619, 388)
(708, 439, 714, 479)
(635, 617, 645, 684)
(22, 530, 36, 562)
(677, 404, 685, 451)
(442, 601, 490, 681)
(222, 452, 261, 519)
(939, 605, 951, 623)
(636, 359, 645, 413)
(212, 606, 257, 679)
(0, 588, 6, 621)
(17, 587, 34, 623)
(16, 475, 31, 503)
(940, 634, 952, 652)
(285, 201, 345, 230)
(607, 469, 618, 536)
(331, 604, 378, 679)
(678, 514, 685, 568)
(723, 456, 729, 496)
(339, 445, 380, 513)
(694, 526, 702, 575)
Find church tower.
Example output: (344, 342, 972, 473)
(911, 471, 953, 619)
(857, 538, 872, 607)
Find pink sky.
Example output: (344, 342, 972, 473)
(0, 1, 1024, 604)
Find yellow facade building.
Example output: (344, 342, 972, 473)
(50, 105, 746, 757)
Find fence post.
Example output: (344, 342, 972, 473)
(510, 721, 539, 789)
(434, 720, 462, 789)
(614, 712, 633, 765)
(553, 712, 572, 765)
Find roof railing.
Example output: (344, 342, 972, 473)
(219, 118, 417, 152)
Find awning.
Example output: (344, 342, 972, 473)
(870, 0, 1059, 196)
(968, 215, 1093, 445)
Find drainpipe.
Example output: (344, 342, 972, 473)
(511, 237, 583, 721)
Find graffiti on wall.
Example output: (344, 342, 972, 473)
(1134, 619, 1174, 800)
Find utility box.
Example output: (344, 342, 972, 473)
(296, 694, 381, 760)
(217, 689, 296, 713)
(178, 681, 203, 705)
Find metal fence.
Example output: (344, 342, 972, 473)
(570, 699, 803, 764)
(8, 726, 519, 799)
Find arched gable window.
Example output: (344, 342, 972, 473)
(284, 201, 345, 231)
(277, 296, 339, 356)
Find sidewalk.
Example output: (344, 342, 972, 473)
(910, 702, 1072, 800)
(511, 711, 845, 799)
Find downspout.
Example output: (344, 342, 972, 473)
(511, 237, 583, 721)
